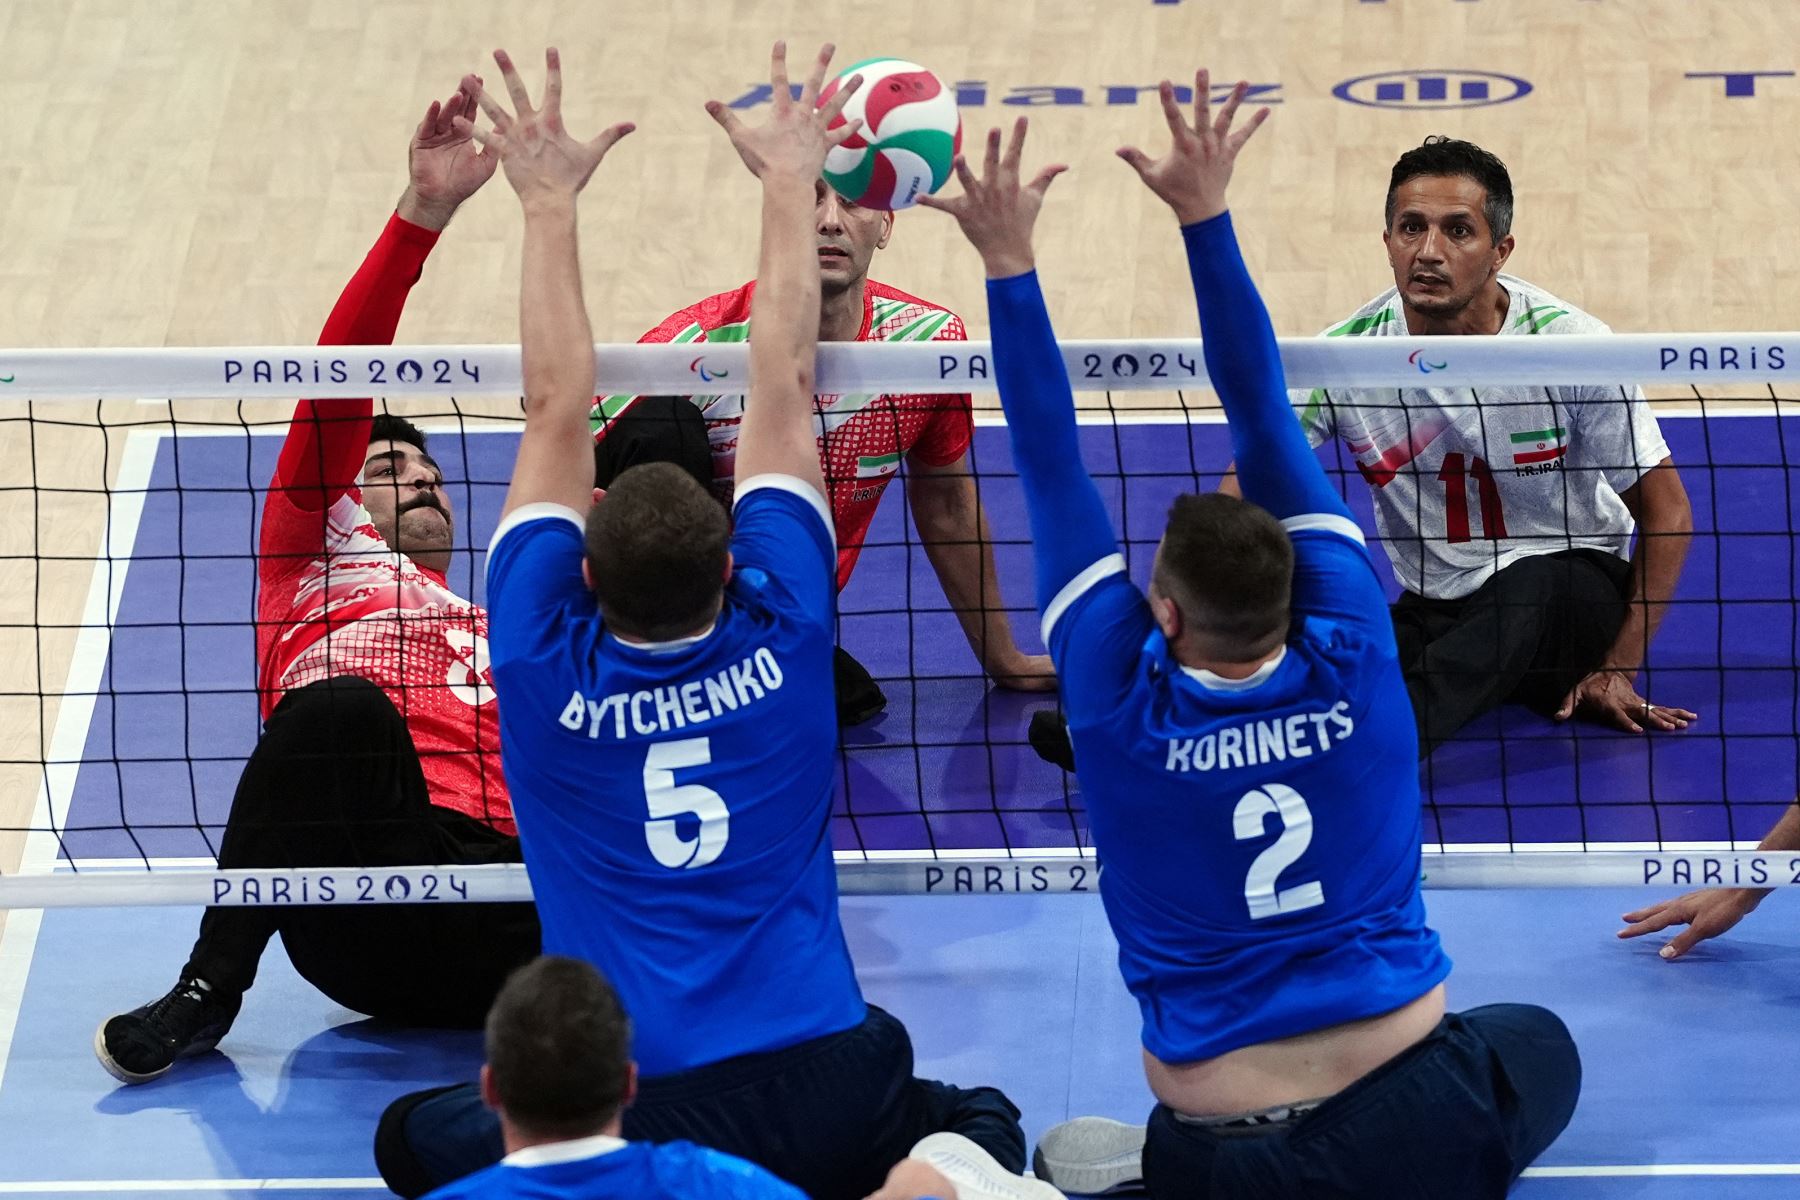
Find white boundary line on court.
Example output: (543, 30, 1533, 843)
(0, 431, 156, 1096)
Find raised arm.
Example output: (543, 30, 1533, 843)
(918, 120, 1116, 610)
(1119, 74, 1340, 525)
(275, 77, 495, 511)
(705, 43, 862, 495)
(459, 48, 634, 519)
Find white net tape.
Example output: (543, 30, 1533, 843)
(0, 332, 1794, 398)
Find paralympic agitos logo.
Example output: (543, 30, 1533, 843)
(690, 356, 730, 383)
(1408, 349, 1447, 374)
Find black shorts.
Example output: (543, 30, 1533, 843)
(1144, 1004, 1581, 1199)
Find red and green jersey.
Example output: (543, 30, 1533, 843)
(592, 280, 975, 589)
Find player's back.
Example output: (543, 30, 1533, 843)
(423, 1136, 806, 1200)
(485, 484, 865, 1078)
(1053, 527, 1451, 1068)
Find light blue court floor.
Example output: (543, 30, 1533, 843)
(1, 887, 1796, 1197)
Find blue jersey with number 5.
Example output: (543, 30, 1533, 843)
(1047, 518, 1451, 1065)
(485, 478, 864, 1077)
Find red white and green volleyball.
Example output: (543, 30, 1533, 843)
(819, 58, 962, 211)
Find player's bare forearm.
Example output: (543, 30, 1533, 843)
(909, 467, 1041, 679)
(519, 199, 597, 420)
(738, 177, 827, 494)
(1607, 461, 1693, 671)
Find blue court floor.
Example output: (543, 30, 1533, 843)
(2, 414, 1798, 1193)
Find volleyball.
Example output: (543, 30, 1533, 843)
(818, 57, 962, 211)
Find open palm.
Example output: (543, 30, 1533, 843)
(1119, 69, 1271, 226)
(456, 48, 634, 202)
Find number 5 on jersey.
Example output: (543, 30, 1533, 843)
(644, 738, 729, 869)
(1234, 783, 1325, 920)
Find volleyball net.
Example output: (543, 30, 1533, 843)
(2, 333, 1798, 908)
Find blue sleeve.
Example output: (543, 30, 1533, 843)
(1184, 213, 1390, 639)
(1183, 212, 1349, 524)
(729, 476, 836, 632)
(987, 271, 1122, 609)
(485, 504, 591, 669)
(988, 271, 1147, 715)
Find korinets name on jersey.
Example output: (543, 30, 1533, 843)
(558, 647, 785, 739)
(1164, 701, 1355, 773)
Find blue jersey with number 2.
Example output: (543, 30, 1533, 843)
(987, 211, 1450, 1066)
(484, 478, 865, 1077)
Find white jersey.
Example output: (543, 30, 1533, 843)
(1295, 274, 1669, 599)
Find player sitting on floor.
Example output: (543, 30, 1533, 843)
(589, 154, 1053, 726)
(95, 77, 539, 1086)
(419, 956, 806, 1200)
(371, 44, 1048, 1200)
(921, 82, 1581, 1198)
(1240, 135, 1695, 754)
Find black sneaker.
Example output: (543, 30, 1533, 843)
(94, 977, 242, 1084)
(1028, 709, 1076, 772)
(834, 645, 888, 727)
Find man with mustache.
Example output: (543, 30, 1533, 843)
(95, 77, 539, 1084)
(590, 121, 1054, 725)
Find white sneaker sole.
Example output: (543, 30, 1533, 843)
(1032, 1117, 1147, 1195)
(911, 1132, 1066, 1200)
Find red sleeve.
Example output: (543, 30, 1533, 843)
(906, 311, 975, 468)
(272, 213, 442, 509)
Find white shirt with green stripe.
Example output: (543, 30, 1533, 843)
(1292, 274, 1669, 600)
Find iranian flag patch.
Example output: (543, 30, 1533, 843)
(1510, 426, 1567, 465)
(856, 451, 902, 479)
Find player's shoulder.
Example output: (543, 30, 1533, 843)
(651, 1140, 805, 1199)
(865, 279, 966, 342)
(1319, 289, 1404, 338)
(642, 281, 757, 343)
(418, 1164, 497, 1200)
(1497, 275, 1612, 335)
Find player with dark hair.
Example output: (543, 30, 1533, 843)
(372, 45, 1049, 1200)
(922, 80, 1580, 1197)
(418, 956, 807, 1200)
(1265, 134, 1694, 752)
(590, 162, 1053, 726)
(95, 78, 539, 1084)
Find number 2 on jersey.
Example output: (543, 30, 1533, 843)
(643, 738, 729, 870)
(1438, 453, 1508, 543)
(1233, 783, 1325, 920)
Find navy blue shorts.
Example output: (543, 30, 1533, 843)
(1144, 1004, 1580, 1199)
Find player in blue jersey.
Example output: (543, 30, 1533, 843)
(371, 43, 1047, 1200)
(918, 76, 1582, 1198)
(419, 956, 807, 1200)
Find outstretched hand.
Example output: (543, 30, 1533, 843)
(400, 74, 499, 229)
(454, 48, 635, 205)
(917, 117, 1067, 279)
(1619, 887, 1765, 960)
(1119, 70, 1271, 226)
(705, 42, 863, 185)
(1555, 668, 1696, 734)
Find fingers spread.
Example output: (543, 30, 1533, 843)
(982, 125, 1003, 181)
(1026, 162, 1068, 197)
(543, 47, 563, 113)
(820, 74, 863, 125)
(951, 152, 979, 194)
(1117, 145, 1152, 174)
(705, 99, 743, 137)
(1003, 115, 1029, 176)
(476, 86, 514, 132)
(1160, 79, 1189, 143)
(769, 41, 791, 109)
(1230, 105, 1272, 151)
(494, 48, 534, 116)
(800, 42, 835, 105)
(587, 120, 636, 159)
(826, 116, 864, 148)
(1215, 79, 1248, 138)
